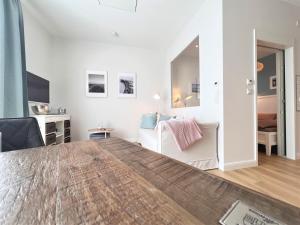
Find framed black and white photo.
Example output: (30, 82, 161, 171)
(192, 83, 200, 93)
(86, 71, 108, 97)
(192, 82, 200, 99)
(269, 75, 276, 90)
(118, 73, 136, 98)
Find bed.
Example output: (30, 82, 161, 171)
(139, 122, 219, 170)
(257, 113, 277, 155)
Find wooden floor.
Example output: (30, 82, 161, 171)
(210, 152, 300, 208)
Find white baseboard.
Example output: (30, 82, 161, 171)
(223, 159, 258, 171)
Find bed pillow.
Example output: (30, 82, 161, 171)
(258, 113, 277, 120)
(158, 114, 172, 122)
(258, 119, 277, 129)
(140, 113, 157, 129)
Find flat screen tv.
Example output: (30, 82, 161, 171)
(27, 72, 49, 103)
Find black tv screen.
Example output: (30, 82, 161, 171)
(27, 72, 49, 103)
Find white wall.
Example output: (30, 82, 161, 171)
(167, 0, 300, 169)
(51, 39, 165, 141)
(165, 0, 222, 121)
(23, 5, 164, 142)
(222, 0, 300, 168)
(23, 7, 52, 81)
(23, 5, 63, 109)
(257, 96, 277, 114)
(164, 0, 224, 166)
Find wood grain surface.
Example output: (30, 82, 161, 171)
(0, 138, 299, 225)
(98, 138, 300, 225)
(0, 140, 202, 225)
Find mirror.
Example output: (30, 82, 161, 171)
(171, 37, 200, 108)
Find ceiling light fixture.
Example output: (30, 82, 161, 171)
(257, 62, 264, 72)
(195, 44, 199, 48)
(113, 31, 119, 38)
(97, 0, 138, 12)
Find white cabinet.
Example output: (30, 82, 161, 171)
(33, 115, 71, 146)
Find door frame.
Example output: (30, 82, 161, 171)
(253, 29, 296, 162)
(275, 50, 286, 156)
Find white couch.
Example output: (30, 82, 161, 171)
(139, 122, 219, 170)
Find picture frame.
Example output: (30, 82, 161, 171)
(192, 82, 200, 99)
(86, 70, 108, 97)
(192, 83, 200, 93)
(269, 75, 276, 90)
(118, 72, 137, 98)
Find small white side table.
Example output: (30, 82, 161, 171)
(257, 131, 277, 156)
(88, 128, 114, 139)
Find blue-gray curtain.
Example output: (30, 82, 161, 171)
(0, 0, 29, 118)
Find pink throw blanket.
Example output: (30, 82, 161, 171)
(165, 119, 203, 151)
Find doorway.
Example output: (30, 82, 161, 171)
(253, 30, 296, 163)
(256, 43, 286, 159)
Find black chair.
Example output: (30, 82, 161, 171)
(0, 117, 45, 152)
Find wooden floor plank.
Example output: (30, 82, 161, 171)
(210, 152, 300, 208)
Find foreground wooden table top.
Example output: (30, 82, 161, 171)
(0, 138, 299, 225)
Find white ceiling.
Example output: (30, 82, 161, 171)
(281, 0, 300, 7)
(22, 0, 205, 49)
(100, 0, 137, 12)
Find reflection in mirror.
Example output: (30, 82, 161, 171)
(171, 36, 199, 108)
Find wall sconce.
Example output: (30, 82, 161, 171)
(185, 95, 193, 101)
(184, 95, 193, 107)
(153, 93, 161, 100)
(174, 97, 181, 104)
(173, 95, 193, 107)
(153, 93, 161, 112)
